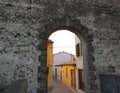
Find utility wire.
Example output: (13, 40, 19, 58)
(54, 46, 75, 48)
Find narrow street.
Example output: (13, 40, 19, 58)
(48, 78, 78, 93)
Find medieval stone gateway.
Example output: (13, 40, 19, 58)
(0, 0, 120, 93)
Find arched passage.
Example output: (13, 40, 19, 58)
(38, 16, 97, 93)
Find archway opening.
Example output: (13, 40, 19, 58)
(47, 28, 86, 93)
(38, 18, 95, 93)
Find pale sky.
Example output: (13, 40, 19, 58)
(49, 30, 76, 55)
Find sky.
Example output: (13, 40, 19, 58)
(49, 30, 76, 55)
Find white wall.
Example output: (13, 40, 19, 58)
(75, 36, 83, 69)
(75, 36, 84, 93)
(53, 52, 75, 65)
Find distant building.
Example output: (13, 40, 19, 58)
(55, 61, 76, 90)
(53, 51, 75, 65)
(53, 52, 75, 78)
(47, 40, 53, 90)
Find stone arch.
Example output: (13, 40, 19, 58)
(38, 16, 97, 93)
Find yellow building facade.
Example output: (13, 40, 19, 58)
(56, 61, 76, 89)
(47, 40, 53, 90)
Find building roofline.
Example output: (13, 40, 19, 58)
(54, 60, 76, 66)
(54, 51, 75, 56)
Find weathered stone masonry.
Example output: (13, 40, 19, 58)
(0, 0, 120, 93)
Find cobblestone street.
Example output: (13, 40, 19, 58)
(48, 78, 78, 93)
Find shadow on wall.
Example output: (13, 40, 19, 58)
(1, 79, 27, 93)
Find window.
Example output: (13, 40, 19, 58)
(76, 43, 80, 57)
(76, 43, 82, 57)
(80, 43, 82, 56)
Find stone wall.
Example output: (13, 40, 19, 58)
(0, 1, 41, 93)
(2, 79, 27, 93)
(0, 0, 120, 93)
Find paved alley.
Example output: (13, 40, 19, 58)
(48, 78, 78, 93)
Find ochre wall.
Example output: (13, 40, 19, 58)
(47, 40, 53, 90)
(62, 65, 75, 88)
